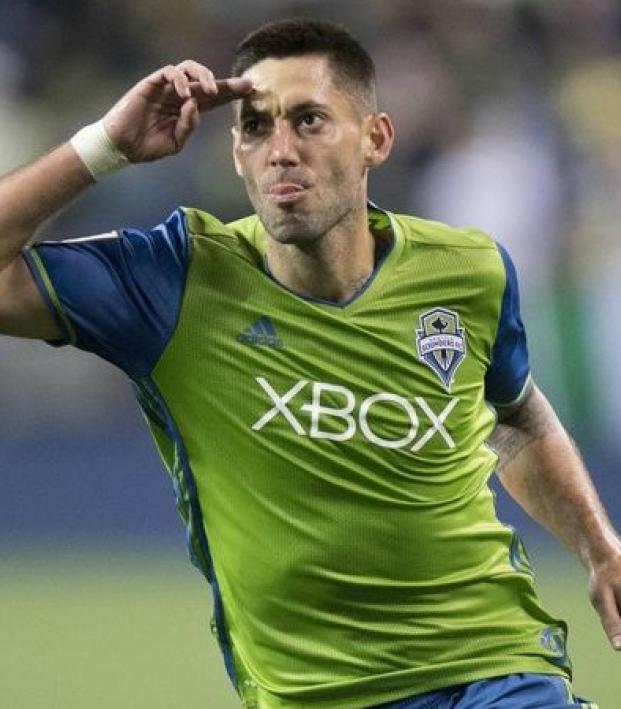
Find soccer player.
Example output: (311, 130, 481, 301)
(0, 18, 618, 708)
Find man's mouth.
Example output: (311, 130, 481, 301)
(267, 182, 310, 205)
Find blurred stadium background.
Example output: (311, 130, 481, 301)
(1, 0, 621, 706)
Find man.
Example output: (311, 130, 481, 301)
(0, 18, 618, 709)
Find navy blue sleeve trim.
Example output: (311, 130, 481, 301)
(485, 243, 531, 406)
(28, 209, 191, 378)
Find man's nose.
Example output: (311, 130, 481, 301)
(268, 123, 300, 167)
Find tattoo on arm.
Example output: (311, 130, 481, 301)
(489, 388, 557, 470)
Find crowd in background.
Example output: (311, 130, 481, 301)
(1, 0, 620, 539)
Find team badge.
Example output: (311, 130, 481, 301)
(540, 627, 568, 666)
(415, 307, 467, 391)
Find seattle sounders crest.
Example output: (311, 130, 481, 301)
(415, 307, 467, 391)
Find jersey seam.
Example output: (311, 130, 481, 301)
(484, 240, 526, 406)
(484, 241, 506, 397)
(399, 216, 498, 250)
(403, 240, 500, 251)
(137, 375, 239, 689)
(147, 208, 194, 376)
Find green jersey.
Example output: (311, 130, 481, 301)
(24, 204, 570, 708)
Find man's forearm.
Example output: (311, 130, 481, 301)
(490, 386, 620, 569)
(0, 143, 93, 270)
(491, 385, 621, 649)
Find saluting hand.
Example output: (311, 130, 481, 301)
(102, 60, 253, 163)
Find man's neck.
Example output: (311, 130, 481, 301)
(265, 206, 384, 304)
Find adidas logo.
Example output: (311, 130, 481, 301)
(236, 316, 283, 348)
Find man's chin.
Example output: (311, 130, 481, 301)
(268, 228, 320, 245)
(260, 210, 321, 245)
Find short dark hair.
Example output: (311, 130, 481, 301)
(231, 19, 377, 112)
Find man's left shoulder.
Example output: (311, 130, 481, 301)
(393, 211, 499, 253)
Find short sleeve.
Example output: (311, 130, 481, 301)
(484, 243, 533, 408)
(22, 208, 191, 379)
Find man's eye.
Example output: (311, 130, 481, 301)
(242, 118, 263, 134)
(300, 113, 323, 128)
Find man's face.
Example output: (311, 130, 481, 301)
(232, 55, 372, 245)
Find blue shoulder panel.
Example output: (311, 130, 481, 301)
(485, 243, 531, 407)
(23, 209, 190, 379)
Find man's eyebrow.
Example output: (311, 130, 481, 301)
(239, 105, 267, 121)
(285, 101, 329, 116)
(239, 100, 329, 121)
(237, 93, 268, 121)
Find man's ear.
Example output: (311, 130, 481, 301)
(362, 113, 395, 169)
(231, 126, 244, 178)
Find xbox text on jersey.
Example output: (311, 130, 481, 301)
(251, 377, 458, 452)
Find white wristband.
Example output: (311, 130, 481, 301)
(70, 120, 130, 180)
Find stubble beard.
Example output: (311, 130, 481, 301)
(253, 192, 357, 247)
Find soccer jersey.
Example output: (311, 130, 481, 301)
(24, 204, 571, 708)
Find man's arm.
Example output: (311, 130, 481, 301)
(0, 145, 93, 339)
(490, 384, 621, 650)
(0, 61, 252, 340)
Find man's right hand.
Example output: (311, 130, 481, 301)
(0, 61, 253, 341)
(103, 60, 253, 163)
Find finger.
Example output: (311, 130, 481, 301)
(139, 65, 191, 101)
(194, 77, 254, 111)
(216, 77, 254, 100)
(613, 583, 621, 650)
(163, 65, 192, 100)
(176, 60, 217, 95)
(591, 585, 621, 649)
(174, 98, 200, 151)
